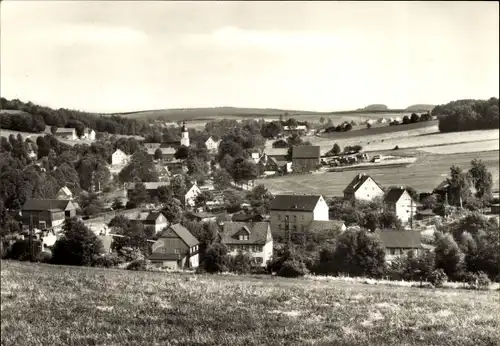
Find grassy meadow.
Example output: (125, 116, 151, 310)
(256, 150, 500, 196)
(2, 261, 499, 346)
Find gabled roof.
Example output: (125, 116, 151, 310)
(264, 148, 288, 156)
(58, 186, 73, 196)
(270, 194, 323, 211)
(113, 149, 127, 156)
(22, 199, 74, 211)
(159, 223, 199, 247)
(129, 212, 150, 221)
(231, 213, 265, 222)
(145, 211, 166, 222)
(220, 222, 271, 245)
(308, 220, 345, 233)
(343, 173, 381, 194)
(55, 127, 75, 134)
(292, 146, 320, 159)
(384, 187, 410, 204)
(376, 230, 421, 249)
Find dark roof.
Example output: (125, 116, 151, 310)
(145, 211, 166, 222)
(190, 212, 216, 219)
(384, 188, 408, 204)
(149, 252, 181, 261)
(168, 223, 199, 247)
(270, 195, 322, 211)
(220, 222, 271, 245)
(376, 230, 421, 249)
(231, 213, 264, 222)
(292, 146, 320, 159)
(22, 199, 74, 211)
(343, 174, 381, 194)
(434, 180, 449, 192)
(308, 220, 345, 233)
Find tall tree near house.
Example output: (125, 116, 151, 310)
(118, 150, 158, 183)
(153, 148, 163, 161)
(194, 191, 214, 210)
(231, 158, 258, 187)
(468, 159, 493, 199)
(127, 183, 149, 208)
(170, 174, 187, 201)
(246, 184, 274, 214)
(446, 165, 472, 206)
(157, 185, 173, 204)
(434, 233, 463, 280)
(332, 143, 341, 156)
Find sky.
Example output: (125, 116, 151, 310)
(1, 1, 499, 113)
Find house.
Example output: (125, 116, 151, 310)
(308, 220, 347, 234)
(126, 182, 170, 200)
(55, 186, 74, 200)
(270, 194, 329, 238)
(292, 146, 320, 173)
(218, 222, 273, 267)
(231, 212, 265, 223)
(54, 127, 77, 140)
(21, 199, 76, 232)
(249, 150, 262, 163)
(343, 173, 385, 205)
(186, 212, 217, 223)
(376, 229, 423, 263)
(147, 147, 176, 161)
(384, 187, 418, 224)
(111, 149, 130, 166)
(433, 180, 477, 203)
(283, 125, 308, 133)
(257, 154, 281, 175)
(149, 223, 199, 270)
(81, 128, 96, 141)
(184, 182, 201, 208)
(263, 148, 288, 162)
(129, 211, 169, 234)
(205, 137, 221, 152)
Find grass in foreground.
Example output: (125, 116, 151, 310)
(1, 261, 499, 346)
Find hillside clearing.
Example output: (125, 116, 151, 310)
(256, 151, 499, 196)
(1, 261, 499, 346)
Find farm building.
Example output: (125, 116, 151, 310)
(21, 199, 77, 232)
(376, 229, 423, 263)
(384, 187, 418, 225)
(292, 146, 321, 173)
(55, 186, 74, 200)
(129, 211, 169, 234)
(263, 148, 288, 162)
(54, 127, 77, 140)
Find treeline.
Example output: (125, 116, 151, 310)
(433, 98, 499, 132)
(0, 98, 152, 136)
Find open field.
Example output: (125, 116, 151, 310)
(419, 140, 500, 154)
(2, 261, 499, 346)
(256, 150, 500, 196)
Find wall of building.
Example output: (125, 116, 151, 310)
(313, 197, 329, 220)
(292, 158, 319, 173)
(226, 240, 273, 267)
(188, 253, 199, 268)
(270, 210, 315, 238)
(354, 178, 384, 202)
(395, 192, 417, 224)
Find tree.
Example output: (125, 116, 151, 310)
(224, 190, 243, 213)
(51, 218, 104, 266)
(174, 145, 189, 160)
(319, 117, 325, 125)
(328, 230, 386, 278)
(402, 115, 411, 124)
(212, 168, 232, 190)
(468, 159, 493, 199)
(186, 156, 208, 183)
(50, 125, 58, 134)
(194, 190, 214, 210)
(261, 121, 283, 139)
(162, 199, 183, 223)
(118, 150, 158, 183)
(111, 197, 124, 210)
(112, 221, 151, 255)
(228, 250, 255, 274)
(410, 113, 420, 123)
(246, 184, 274, 214)
(153, 148, 163, 161)
(434, 233, 463, 280)
(217, 140, 246, 162)
(362, 211, 379, 232)
(170, 175, 187, 201)
(78, 192, 104, 216)
(332, 143, 341, 155)
(447, 166, 472, 206)
(421, 194, 438, 210)
(378, 211, 402, 229)
(231, 158, 258, 185)
(287, 133, 303, 147)
(157, 185, 172, 203)
(127, 183, 149, 207)
(204, 243, 229, 273)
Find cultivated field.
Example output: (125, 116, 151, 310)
(256, 150, 500, 196)
(2, 261, 499, 346)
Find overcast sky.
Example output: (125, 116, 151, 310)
(1, 1, 498, 113)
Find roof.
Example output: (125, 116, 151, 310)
(113, 149, 126, 156)
(126, 182, 170, 190)
(343, 174, 380, 194)
(376, 230, 421, 249)
(231, 213, 264, 222)
(384, 188, 409, 204)
(58, 186, 73, 196)
(159, 223, 199, 247)
(308, 220, 345, 233)
(264, 148, 288, 156)
(129, 212, 150, 221)
(55, 128, 75, 134)
(270, 194, 322, 211)
(147, 148, 176, 155)
(220, 222, 271, 245)
(191, 212, 216, 219)
(146, 211, 165, 222)
(434, 180, 449, 192)
(292, 146, 320, 159)
(22, 199, 74, 211)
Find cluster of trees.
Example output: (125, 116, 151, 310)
(389, 112, 433, 126)
(0, 98, 153, 136)
(324, 122, 354, 133)
(434, 98, 499, 132)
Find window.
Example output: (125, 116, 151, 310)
(254, 257, 263, 264)
(293, 215, 297, 222)
(239, 235, 249, 241)
(277, 215, 281, 221)
(39, 221, 47, 230)
(390, 249, 396, 255)
(174, 249, 180, 254)
(292, 225, 297, 232)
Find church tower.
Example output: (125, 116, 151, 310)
(180, 121, 190, 147)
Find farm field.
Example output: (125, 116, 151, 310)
(256, 150, 500, 196)
(2, 261, 499, 346)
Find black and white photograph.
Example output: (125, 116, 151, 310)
(0, 1, 499, 345)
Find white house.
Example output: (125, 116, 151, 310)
(219, 222, 273, 267)
(384, 187, 418, 224)
(111, 149, 130, 166)
(343, 173, 385, 205)
(283, 125, 308, 132)
(270, 194, 329, 237)
(54, 128, 77, 140)
(184, 183, 201, 208)
(205, 136, 221, 152)
(81, 128, 96, 141)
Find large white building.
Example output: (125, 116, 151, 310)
(343, 173, 385, 205)
(205, 136, 221, 152)
(111, 149, 130, 166)
(219, 222, 273, 267)
(384, 187, 418, 224)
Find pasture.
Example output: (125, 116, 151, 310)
(256, 150, 500, 196)
(2, 261, 499, 346)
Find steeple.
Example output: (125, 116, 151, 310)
(181, 121, 187, 133)
(180, 121, 190, 147)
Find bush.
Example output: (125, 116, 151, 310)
(92, 253, 123, 268)
(467, 271, 492, 290)
(127, 259, 148, 271)
(5, 239, 39, 261)
(277, 259, 309, 278)
(427, 269, 448, 287)
(35, 250, 52, 263)
(203, 243, 229, 273)
(227, 251, 255, 274)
